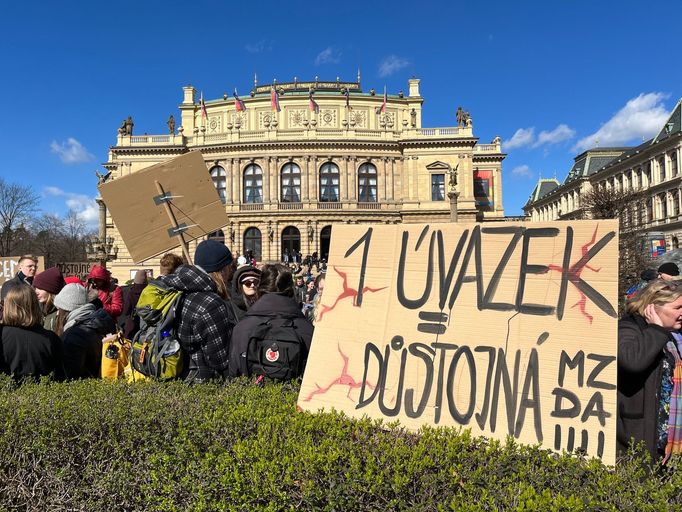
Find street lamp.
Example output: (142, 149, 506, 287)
(85, 235, 118, 267)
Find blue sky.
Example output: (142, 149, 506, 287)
(1, 0, 680, 227)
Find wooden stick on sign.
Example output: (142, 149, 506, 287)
(154, 180, 193, 264)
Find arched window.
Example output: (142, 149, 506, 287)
(320, 225, 332, 261)
(671, 152, 679, 176)
(280, 162, 301, 202)
(243, 164, 263, 203)
(243, 227, 262, 260)
(209, 165, 227, 204)
(319, 162, 340, 202)
(281, 226, 301, 259)
(358, 162, 378, 202)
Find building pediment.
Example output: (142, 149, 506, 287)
(425, 160, 452, 170)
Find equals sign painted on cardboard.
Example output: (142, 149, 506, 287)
(417, 311, 448, 334)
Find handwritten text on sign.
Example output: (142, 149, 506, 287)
(298, 222, 618, 465)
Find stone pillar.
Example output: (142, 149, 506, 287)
(302, 156, 310, 202)
(310, 156, 318, 201)
(447, 190, 459, 222)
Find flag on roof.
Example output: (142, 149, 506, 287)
(376, 86, 387, 114)
(271, 86, 280, 112)
(309, 92, 319, 113)
(344, 88, 353, 111)
(200, 91, 208, 119)
(233, 89, 246, 112)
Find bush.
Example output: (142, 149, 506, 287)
(0, 376, 680, 511)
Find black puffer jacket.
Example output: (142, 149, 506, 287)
(62, 305, 116, 379)
(618, 313, 672, 459)
(160, 265, 234, 383)
(228, 292, 314, 378)
(1, 325, 65, 382)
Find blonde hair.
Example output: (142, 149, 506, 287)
(626, 279, 682, 316)
(3, 285, 43, 327)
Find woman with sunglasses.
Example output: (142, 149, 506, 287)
(619, 279, 682, 462)
(231, 265, 262, 318)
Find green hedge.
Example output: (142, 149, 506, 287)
(0, 376, 680, 511)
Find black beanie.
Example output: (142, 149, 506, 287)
(195, 240, 233, 272)
(658, 262, 680, 277)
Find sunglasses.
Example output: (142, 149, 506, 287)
(242, 279, 259, 287)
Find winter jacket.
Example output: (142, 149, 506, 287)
(119, 283, 146, 339)
(42, 305, 58, 333)
(0, 325, 65, 382)
(159, 265, 234, 383)
(618, 313, 672, 459)
(228, 292, 314, 378)
(62, 304, 116, 379)
(94, 285, 123, 322)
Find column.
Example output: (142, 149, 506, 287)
(311, 156, 318, 201)
(338, 159, 347, 201)
(233, 159, 241, 205)
(386, 158, 394, 201)
(302, 156, 310, 202)
(347, 157, 356, 201)
(382, 158, 388, 202)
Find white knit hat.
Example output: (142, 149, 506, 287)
(54, 283, 89, 312)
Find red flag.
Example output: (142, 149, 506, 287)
(200, 91, 208, 119)
(309, 92, 319, 113)
(271, 86, 280, 112)
(233, 89, 246, 112)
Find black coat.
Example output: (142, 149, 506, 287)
(62, 307, 116, 379)
(0, 325, 65, 382)
(228, 292, 314, 377)
(617, 313, 672, 459)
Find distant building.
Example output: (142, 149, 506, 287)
(102, 76, 506, 280)
(524, 99, 682, 250)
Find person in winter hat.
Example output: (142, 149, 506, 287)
(231, 265, 262, 317)
(32, 266, 66, 333)
(228, 263, 314, 378)
(86, 265, 123, 322)
(54, 283, 116, 379)
(156, 239, 236, 383)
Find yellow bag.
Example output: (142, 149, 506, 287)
(101, 332, 131, 379)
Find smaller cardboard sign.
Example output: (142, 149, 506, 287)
(98, 151, 230, 263)
(56, 262, 94, 281)
(0, 256, 45, 285)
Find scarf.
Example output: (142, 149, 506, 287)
(663, 332, 682, 462)
(64, 303, 96, 331)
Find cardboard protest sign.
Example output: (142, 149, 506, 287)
(98, 151, 229, 263)
(56, 262, 94, 281)
(0, 256, 44, 285)
(298, 221, 619, 465)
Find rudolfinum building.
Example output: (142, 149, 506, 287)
(102, 76, 506, 280)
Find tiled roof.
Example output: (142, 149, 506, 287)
(653, 99, 681, 144)
(525, 178, 560, 206)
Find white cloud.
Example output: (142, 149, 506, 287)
(504, 124, 576, 151)
(50, 137, 95, 164)
(378, 55, 410, 77)
(244, 40, 272, 53)
(533, 124, 576, 147)
(315, 47, 341, 65)
(43, 186, 98, 228)
(573, 92, 670, 152)
(503, 127, 535, 150)
(511, 165, 534, 178)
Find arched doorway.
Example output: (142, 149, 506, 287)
(243, 227, 262, 261)
(320, 225, 332, 261)
(281, 226, 301, 262)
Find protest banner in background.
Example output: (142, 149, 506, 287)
(98, 151, 229, 263)
(0, 256, 45, 285)
(56, 262, 94, 281)
(298, 221, 619, 465)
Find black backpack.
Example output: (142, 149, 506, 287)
(245, 313, 308, 382)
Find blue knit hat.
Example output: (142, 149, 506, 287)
(194, 240, 233, 272)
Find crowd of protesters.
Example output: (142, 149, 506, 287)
(0, 245, 323, 385)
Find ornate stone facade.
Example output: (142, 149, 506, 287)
(102, 77, 506, 281)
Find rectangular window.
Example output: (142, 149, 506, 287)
(431, 174, 445, 201)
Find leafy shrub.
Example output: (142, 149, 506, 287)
(0, 376, 680, 511)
